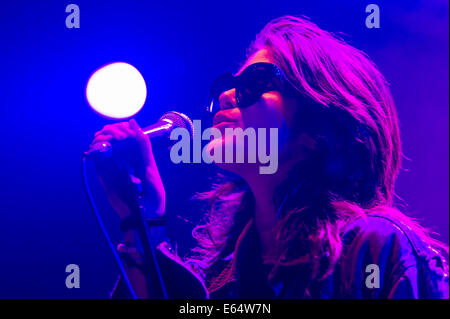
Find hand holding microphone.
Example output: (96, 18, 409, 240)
(87, 118, 166, 220)
(86, 111, 192, 221)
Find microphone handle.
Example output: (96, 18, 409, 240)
(84, 119, 175, 158)
(141, 119, 174, 137)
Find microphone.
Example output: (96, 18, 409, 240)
(141, 111, 193, 138)
(84, 111, 194, 157)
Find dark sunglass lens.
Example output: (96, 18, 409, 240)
(207, 63, 286, 113)
(206, 93, 223, 114)
(207, 73, 235, 114)
(235, 85, 253, 108)
(236, 65, 274, 107)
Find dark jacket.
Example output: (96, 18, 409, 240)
(111, 213, 449, 299)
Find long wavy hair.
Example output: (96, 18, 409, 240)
(186, 16, 447, 296)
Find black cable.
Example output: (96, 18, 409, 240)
(81, 155, 137, 299)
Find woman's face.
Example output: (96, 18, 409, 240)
(206, 48, 297, 178)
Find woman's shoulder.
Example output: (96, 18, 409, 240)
(340, 211, 446, 267)
(342, 212, 416, 250)
(339, 213, 418, 277)
(341, 211, 444, 259)
(337, 211, 449, 298)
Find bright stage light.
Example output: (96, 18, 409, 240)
(86, 62, 147, 119)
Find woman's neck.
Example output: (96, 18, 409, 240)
(245, 173, 285, 263)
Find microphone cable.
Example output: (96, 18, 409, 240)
(81, 155, 138, 299)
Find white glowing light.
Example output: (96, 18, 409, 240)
(86, 62, 147, 119)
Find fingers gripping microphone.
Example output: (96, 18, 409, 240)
(85, 111, 194, 157)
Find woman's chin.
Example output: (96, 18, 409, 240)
(203, 141, 248, 175)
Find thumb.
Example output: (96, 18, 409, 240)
(129, 118, 146, 143)
(129, 118, 141, 132)
(129, 118, 156, 168)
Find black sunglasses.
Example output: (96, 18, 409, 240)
(206, 62, 290, 115)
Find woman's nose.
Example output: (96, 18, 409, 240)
(218, 88, 236, 111)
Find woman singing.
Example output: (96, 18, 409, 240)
(88, 16, 448, 299)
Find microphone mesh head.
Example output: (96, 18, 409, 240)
(159, 111, 194, 138)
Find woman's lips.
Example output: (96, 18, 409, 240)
(213, 111, 237, 126)
(213, 121, 236, 131)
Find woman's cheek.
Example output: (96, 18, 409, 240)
(242, 95, 284, 130)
